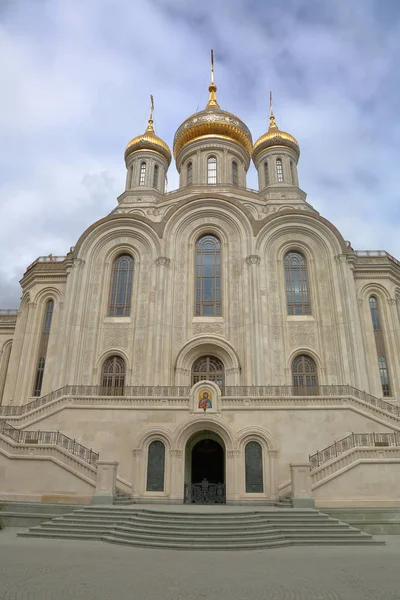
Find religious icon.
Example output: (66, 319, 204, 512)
(198, 390, 212, 410)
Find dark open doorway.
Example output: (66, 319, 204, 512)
(191, 438, 224, 484)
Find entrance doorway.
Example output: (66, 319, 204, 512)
(184, 431, 225, 504)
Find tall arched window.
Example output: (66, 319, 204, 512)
(187, 161, 193, 185)
(195, 235, 221, 316)
(32, 299, 55, 397)
(369, 296, 391, 396)
(101, 356, 125, 396)
(191, 355, 224, 389)
(207, 156, 217, 184)
(109, 254, 134, 316)
(292, 355, 318, 395)
(146, 440, 165, 492)
(245, 441, 263, 493)
(284, 252, 310, 314)
(139, 162, 146, 185)
(264, 161, 269, 186)
(378, 356, 391, 397)
(290, 161, 296, 184)
(0, 341, 12, 405)
(276, 158, 283, 183)
(232, 161, 238, 185)
(369, 296, 381, 330)
(152, 164, 159, 189)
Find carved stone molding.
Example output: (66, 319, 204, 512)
(155, 256, 171, 267)
(132, 449, 142, 457)
(288, 321, 317, 350)
(357, 299, 364, 307)
(268, 450, 278, 458)
(334, 254, 347, 264)
(226, 367, 240, 375)
(192, 323, 224, 336)
(170, 449, 183, 459)
(175, 367, 190, 376)
(28, 302, 37, 310)
(388, 298, 398, 306)
(246, 255, 261, 266)
(73, 258, 86, 269)
(227, 449, 240, 459)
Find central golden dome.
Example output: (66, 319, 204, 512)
(173, 59, 252, 160)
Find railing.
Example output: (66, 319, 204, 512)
(0, 309, 18, 316)
(309, 432, 400, 470)
(0, 420, 98, 466)
(354, 250, 400, 268)
(26, 255, 66, 272)
(0, 384, 398, 417)
(164, 183, 260, 197)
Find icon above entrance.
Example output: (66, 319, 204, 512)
(190, 380, 221, 414)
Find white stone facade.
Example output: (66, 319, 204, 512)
(1, 91, 400, 507)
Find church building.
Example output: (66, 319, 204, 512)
(1, 56, 400, 509)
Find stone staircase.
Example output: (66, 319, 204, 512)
(17, 506, 384, 550)
(113, 488, 135, 505)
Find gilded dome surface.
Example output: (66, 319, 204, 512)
(253, 114, 300, 162)
(125, 119, 172, 165)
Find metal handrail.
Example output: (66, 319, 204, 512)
(309, 432, 400, 470)
(0, 420, 98, 466)
(0, 384, 398, 417)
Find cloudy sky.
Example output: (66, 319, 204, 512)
(1, 0, 400, 306)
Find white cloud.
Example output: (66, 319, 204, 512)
(1, 0, 400, 306)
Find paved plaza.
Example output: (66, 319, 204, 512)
(0, 529, 399, 600)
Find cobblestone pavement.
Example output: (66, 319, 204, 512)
(0, 529, 400, 600)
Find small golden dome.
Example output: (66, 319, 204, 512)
(253, 112, 300, 162)
(125, 117, 172, 165)
(173, 50, 253, 160)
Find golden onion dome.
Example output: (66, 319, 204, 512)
(253, 110, 300, 163)
(173, 52, 253, 160)
(124, 116, 172, 165)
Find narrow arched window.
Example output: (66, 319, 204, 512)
(152, 164, 159, 189)
(276, 158, 283, 183)
(146, 440, 165, 492)
(292, 355, 318, 395)
(101, 356, 125, 396)
(195, 235, 221, 316)
(43, 300, 54, 333)
(264, 161, 269, 186)
(139, 162, 146, 185)
(245, 441, 263, 493)
(232, 161, 238, 185)
(191, 355, 224, 389)
(290, 161, 296, 184)
(207, 156, 217, 184)
(378, 356, 391, 397)
(0, 342, 12, 405)
(32, 299, 55, 397)
(33, 356, 46, 397)
(369, 296, 381, 330)
(109, 254, 134, 316)
(187, 161, 193, 185)
(284, 252, 310, 314)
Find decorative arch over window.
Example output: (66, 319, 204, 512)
(284, 252, 310, 315)
(264, 161, 269, 186)
(207, 156, 217, 184)
(152, 164, 159, 189)
(195, 234, 221, 316)
(191, 355, 224, 389)
(32, 298, 55, 397)
(146, 440, 165, 492)
(101, 355, 125, 396)
(369, 296, 381, 330)
(245, 441, 263, 493)
(276, 158, 283, 183)
(187, 161, 193, 185)
(292, 355, 318, 395)
(139, 162, 146, 185)
(109, 254, 134, 317)
(378, 355, 391, 397)
(232, 161, 238, 185)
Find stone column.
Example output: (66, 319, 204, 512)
(290, 462, 314, 508)
(92, 460, 119, 505)
(169, 449, 184, 503)
(245, 255, 263, 384)
(226, 449, 240, 503)
(268, 450, 279, 501)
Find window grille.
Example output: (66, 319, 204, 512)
(43, 300, 54, 333)
(146, 441, 165, 492)
(153, 164, 159, 189)
(191, 355, 224, 389)
(369, 296, 381, 330)
(101, 356, 125, 396)
(195, 235, 221, 316)
(264, 161, 269, 186)
(109, 255, 134, 317)
(245, 441, 263, 493)
(284, 252, 310, 314)
(139, 162, 146, 185)
(378, 355, 391, 397)
(207, 157, 217, 184)
(232, 161, 238, 185)
(187, 162, 193, 185)
(276, 158, 283, 183)
(33, 357, 46, 397)
(292, 355, 318, 395)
